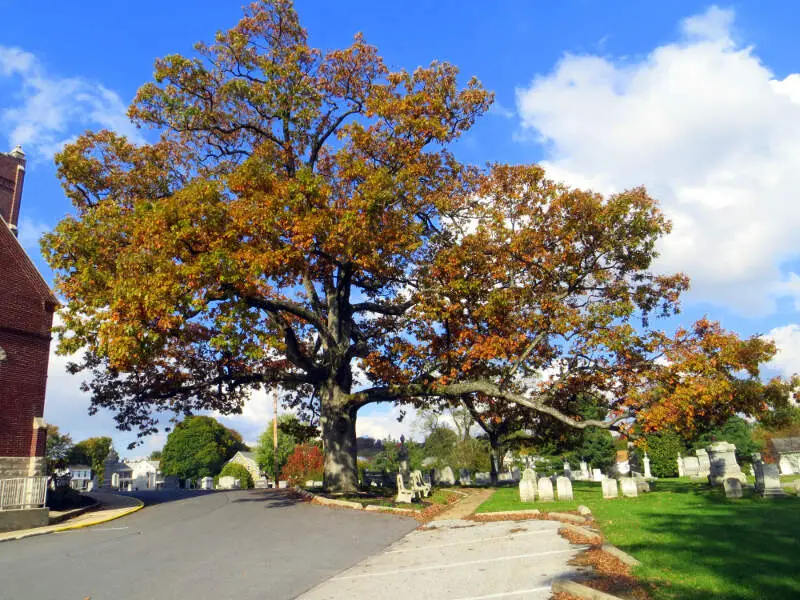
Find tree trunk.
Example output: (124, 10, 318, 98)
(321, 386, 359, 494)
(489, 433, 501, 485)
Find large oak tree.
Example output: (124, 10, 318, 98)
(44, 0, 788, 493)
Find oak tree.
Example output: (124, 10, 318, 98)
(43, 1, 789, 494)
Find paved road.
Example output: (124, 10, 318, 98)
(0, 489, 417, 600)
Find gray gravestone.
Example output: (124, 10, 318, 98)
(760, 463, 786, 497)
(724, 477, 743, 498)
(511, 467, 521, 481)
(537, 477, 554, 502)
(602, 477, 619, 499)
(459, 469, 472, 486)
(556, 476, 574, 501)
(707, 442, 745, 485)
(620, 477, 638, 498)
(563, 461, 572, 480)
(754, 460, 764, 492)
(475, 472, 491, 485)
(683, 456, 700, 477)
(696, 449, 711, 477)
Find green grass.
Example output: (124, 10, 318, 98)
(477, 480, 800, 600)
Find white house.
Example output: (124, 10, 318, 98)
(125, 459, 163, 490)
(68, 464, 93, 491)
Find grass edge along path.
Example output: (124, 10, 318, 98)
(476, 479, 800, 600)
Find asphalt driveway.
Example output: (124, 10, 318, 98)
(0, 489, 417, 600)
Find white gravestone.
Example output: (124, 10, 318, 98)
(200, 476, 214, 490)
(556, 476, 574, 501)
(579, 461, 590, 481)
(779, 455, 796, 475)
(707, 442, 745, 485)
(475, 472, 491, 485)
(677, 454, 685, 477)
(218, 476, 240, 490)
(498, 472, 513, 482)
(440, 466, 456, 486)
(620, 477, 638, 498)
(683, 457, 700, 477)
(759, 463, 786, 498)
(592, 468, 603, 482)
(724, 478, 743, 498)
(602, 477, 619, 499)
(643, 453, 652, 479)
(696, 449, 711, 477)
(537, 477, 554, 502)
(563, 461, 572, 480)
(519, 470, 536, 503)
(111, 472, 120, 489)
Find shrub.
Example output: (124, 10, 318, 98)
(280, 443, 324, 485)
(645, 431, 686, 477)
(218, 462, 254, 489)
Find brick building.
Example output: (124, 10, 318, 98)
(0, 146, 58, 478)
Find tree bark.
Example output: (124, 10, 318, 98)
(489, 433, 502, 485)
(320, 384, 359, 493)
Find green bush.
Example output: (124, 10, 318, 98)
(645, 431, 686, 477)
(217, 462, 254, 489)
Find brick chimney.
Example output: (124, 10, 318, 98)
(0, 145, 26, 236)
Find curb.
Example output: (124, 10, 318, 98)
(0, 497, 145, 542)
(47, 500, 101, 525)
(552, 578, 625, 600)
(600, 543, 641, 566)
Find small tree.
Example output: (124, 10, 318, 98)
(281, 444, 324, 486)
(423, 427, 458, 469)
(218, 462, 254, 488)
(161, 416, 246, 480)
(68, 437, 112, 484)
(645, 431, 686, 478)
(256, 414, 301, 480)
(46, 425, 73, 474)
(449, 437, 491, 473)
(149, 450, 162, 460)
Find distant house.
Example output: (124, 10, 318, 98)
(0, 146, 58, 479)
(225, 451, 262, 483)
(770, 437, 800, 475)
(68, 464, 93, 491)
(125, 459, 163, 490)
(103, 449, 133, 490)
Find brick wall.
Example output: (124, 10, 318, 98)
(0, 150, 25, 229)
(0, 147, 55, 477)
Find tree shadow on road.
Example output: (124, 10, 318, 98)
(229, 489, 301, 508)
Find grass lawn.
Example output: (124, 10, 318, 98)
(478, 480, 800, 600)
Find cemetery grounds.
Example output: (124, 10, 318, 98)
(476, 479, 800, 600)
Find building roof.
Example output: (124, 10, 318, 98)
(0, 214, 59, 309)
(771, 437, 800, 453)
(69, 464, 92, 470)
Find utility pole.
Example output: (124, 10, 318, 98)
(273, 387, 278, 488)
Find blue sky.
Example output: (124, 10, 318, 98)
(2, 1, 799, 455)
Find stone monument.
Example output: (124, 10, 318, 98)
(758, 463, 786, 498)
(620, 477, 638, 498)
(696, 448, 711, 478)
(724, 477, 743, 499)
(556, 476, 573, 501)
(707, 442, 745, 485)
(519, 469, 536, 503)
(602, 477, 619, 499)
(537, 477, 554, 502)
(643, 453, 652, 479)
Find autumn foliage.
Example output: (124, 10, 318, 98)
(42, 0, 794, 493)
(280, 443, 323, 485)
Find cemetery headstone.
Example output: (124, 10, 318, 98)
(592, 468, 603, 482)
(537, 477, 554, 502)
(677, 454, 685, 477)
(754, 460, 764, 492)
(707, 442, 745, 485)
(579, 461, 590, 481)
(459, 469, 472, 486)
(511, 467, 521, 481)
(498, 472, 513, 482)
(111, 472, 120, 489)
(200, 476, 214, 490)
(724, 477, 743, 499)
(634, 473, 650, 493)
(440, 466, 456, 486)
(620, 477, 638, 498)
(643, 453, 652, 479)
(759, 463, 786, 498)
(683, 456, 700, 478)
(519, 477, 536, 503)
(696, 448, 711, 477)
(475, 472, 491, 485)
(556, 476, 574, 501)
(563, 461, 572, 481)
(601, 477, 619, 499)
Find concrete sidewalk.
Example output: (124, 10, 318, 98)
(0, 491, 143, 542)
(297, 518, 586, 600)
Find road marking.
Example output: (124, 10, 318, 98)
(388, 528, 552, 554)
(331, 549, 574, 580)
(450, 586, 552, 599)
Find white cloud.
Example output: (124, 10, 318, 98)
(16, 216, 48, 253)
(0, 46, 143, 160)
(515, 6, 800, 315)
(357, 404, 419, 442)
(765, 324, 800, 377)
